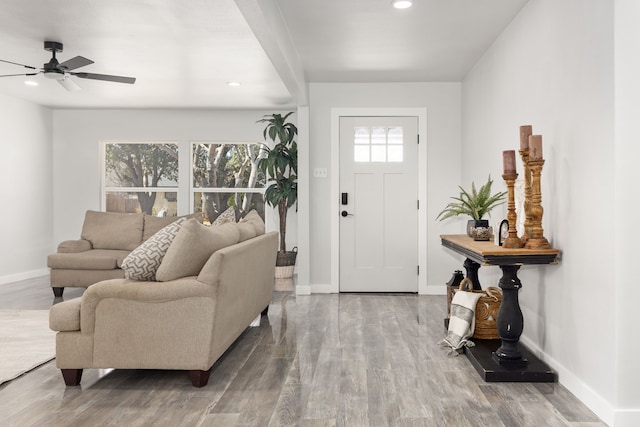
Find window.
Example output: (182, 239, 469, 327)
(103, 142, 179, 216)
(191, 143, 266, 224)
(354, 126, 404, 163)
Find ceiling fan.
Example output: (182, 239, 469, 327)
(0, 41, 136, 91)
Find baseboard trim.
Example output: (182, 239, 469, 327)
(614, 409, 640, 427)
(423, 285, 446, 295)
(295, 284, 311, 295)
(519, 335, 615, 426)
(310, 284, 333, 294)
(0, 269, 49, 286)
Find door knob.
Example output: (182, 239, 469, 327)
(341, 210, 353, 217)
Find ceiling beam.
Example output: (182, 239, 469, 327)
(234, 0, 308, 106)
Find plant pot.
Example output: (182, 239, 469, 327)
(275, 248, 297, 279)
(276, 247, 297, 266)
(466, 220, 475, 237)
(471, 220, 492, 241)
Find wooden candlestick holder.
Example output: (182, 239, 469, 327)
(501, 173, 523, 249)
(524, 159, 550, 250)
(518, 148, 533, 243)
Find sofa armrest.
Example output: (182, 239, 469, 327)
(79, 277, 213, 333)
(199, 232, 278, 359)
(57, 239, 92, 253)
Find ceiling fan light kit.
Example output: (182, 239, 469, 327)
(392, 0, 413, 9)
(0, 41, 136, 91)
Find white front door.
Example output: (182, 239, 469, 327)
(339, 116, 419, 292)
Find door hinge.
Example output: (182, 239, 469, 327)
(417, 134, 420, 144)
(417, 265, 420, 275)
(417, 200, 419, 209)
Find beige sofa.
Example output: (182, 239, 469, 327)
(47, 210, 197, 297)
(49, 216, 278, 388)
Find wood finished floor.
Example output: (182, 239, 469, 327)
(0, 276, 606, 427)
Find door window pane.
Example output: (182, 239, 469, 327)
(371, 145, 386, 162)
(388, 127, 403, 144)
(354, 145, 370, 163)
(352, 126, 404, 163)
(371, 127, 386, 145)
(388, 146, 403, 162)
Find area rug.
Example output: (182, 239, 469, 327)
(0, 310, 56, 385)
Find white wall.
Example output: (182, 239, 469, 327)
(0, 93, 52, 284)
(614, 1, 640, 425)
(462, 0, 629, 424)
(52, 109, 297, 247)
(306, 82, 462, 293)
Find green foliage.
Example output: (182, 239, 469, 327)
(436, 175, 507, 221)
(257, 112, 298, 253)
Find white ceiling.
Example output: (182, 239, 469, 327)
(0, 0, 528, 109)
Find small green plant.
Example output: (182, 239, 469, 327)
(436, 175, 507, 221)
(257, 112, 297, 256)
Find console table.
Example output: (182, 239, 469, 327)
(441, 234, 560, 382)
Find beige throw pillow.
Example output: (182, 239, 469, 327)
(155, 219, 240, 281)
(237, 221, 257, 242)
(239, 209, 265, 235)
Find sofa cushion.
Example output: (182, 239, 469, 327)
(237, 221, 258, 242)
(156, 219, 240, 282)
(121, 217, 187, 281)
(142, 212, 203, 241)
(57, 239, 93, 253)
(47, 249, 131, 270)
(81, 210, 144, 251)
(239, 209, 265, 235)
(211, 206, 236, 226)
(49, 297, 81, 332)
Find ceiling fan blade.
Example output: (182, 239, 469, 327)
(71, 72, 136, 84)
(58, 77, 81, 92)
(70, 71, 136, 84)
(58, 56, 94, 71)
(0, 72, 39, 78)
(0, 58, 37, 70)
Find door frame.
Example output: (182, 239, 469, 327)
(330, 107, 428, 294)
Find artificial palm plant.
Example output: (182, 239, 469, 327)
(436, 175, 507, 222)
(257, 112, 298, 266)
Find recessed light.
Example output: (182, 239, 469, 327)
(392, 0, 413, 9)
(227, 82, 241, 87)
(24, 80, 39, 86)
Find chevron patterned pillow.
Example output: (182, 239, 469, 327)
(211, 206, 236, 226)
(121, 217, 187, 281)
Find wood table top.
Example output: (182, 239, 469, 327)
(440, 234, 560, 266)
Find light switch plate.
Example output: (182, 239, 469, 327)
(313, 168, 328, 178)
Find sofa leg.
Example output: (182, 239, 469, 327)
(189, 369, 211, 387)
(52, 287, 64, 297)
(61, 369, 83, 386)
(261, 306, 269, 316)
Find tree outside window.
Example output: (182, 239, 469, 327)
(192, 143, 266, 224)
(104, 143, 179, 216)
